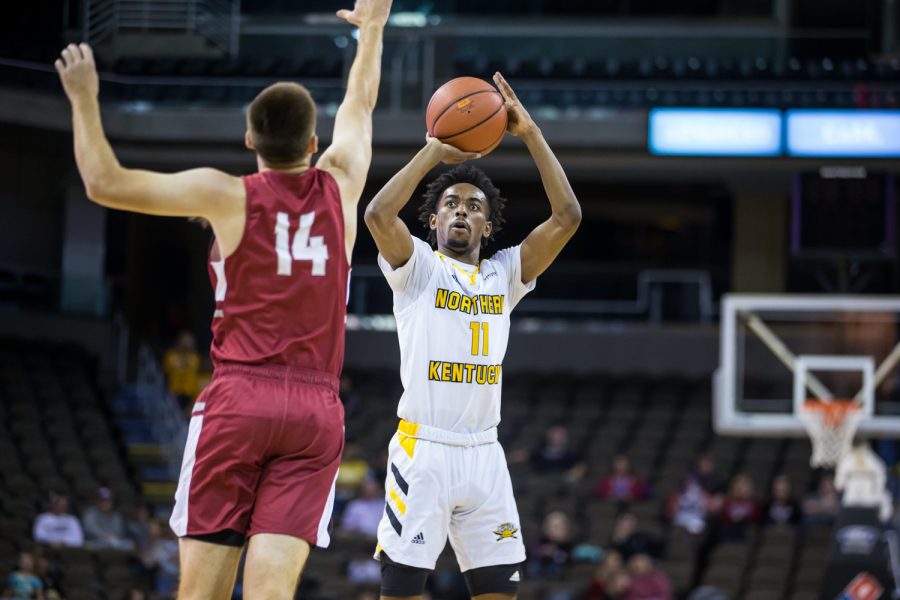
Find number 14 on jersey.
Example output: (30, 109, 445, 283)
(275, 211, 329, 276)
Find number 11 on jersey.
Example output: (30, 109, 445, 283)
(470, 322, 489, 356)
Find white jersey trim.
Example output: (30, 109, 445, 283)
(315, 469, 340, 548)
(169, 414, 204, 537)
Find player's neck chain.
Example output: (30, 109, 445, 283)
(435, 251, 483, 287)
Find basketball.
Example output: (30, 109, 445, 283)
(426, 76, 507, 156)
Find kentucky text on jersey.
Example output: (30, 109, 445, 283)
(434, 288, 505, 315)
(428, 361, 503, 384)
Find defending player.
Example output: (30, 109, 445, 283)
(364, 73, 581, 599)
(54, 0, 391, 596)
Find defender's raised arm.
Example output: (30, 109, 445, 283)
(55, 43, 242, 222)
(317, 0, 393, 259)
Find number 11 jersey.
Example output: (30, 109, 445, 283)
(208, 168, 349, 376)
(378, 237, 535, 434)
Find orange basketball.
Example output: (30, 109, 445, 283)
(426, 77, 507, 156)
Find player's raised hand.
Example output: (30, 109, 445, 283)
(55, 43, 99, 103)
(425, 135, 481, 165)
(336, 0, 393, 28)
(493, 72, 538, 138)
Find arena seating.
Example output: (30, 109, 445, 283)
(0, 340, 142, 599)
(0, 342, 831, 598)
(3, 35, 896, 110)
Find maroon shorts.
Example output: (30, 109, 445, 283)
(168, 364, 344, 547)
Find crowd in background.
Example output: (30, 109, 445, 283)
(3, 362, 892, 600)
(3, 487, 178, 599)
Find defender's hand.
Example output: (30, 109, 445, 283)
(493, 72, 538, 138)
(337, 0, 393, 28)
(425, 136, 481, 165)
(55, 43, 99, 103)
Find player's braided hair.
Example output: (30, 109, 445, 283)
(418, 165, 507, 248)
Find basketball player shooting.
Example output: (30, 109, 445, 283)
(54, 0, 392, 597)
(364, 72, 581, 600)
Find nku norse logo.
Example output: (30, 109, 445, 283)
(493, 523, 519, 541)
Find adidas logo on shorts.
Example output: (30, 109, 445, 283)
(411, 532, 426, 545)
(509, 571, 520, 582)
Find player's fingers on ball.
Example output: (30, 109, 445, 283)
(61, 47, 74, 67)
(68, 43, 83, 60)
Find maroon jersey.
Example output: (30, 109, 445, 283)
(207, 168, 348, 377)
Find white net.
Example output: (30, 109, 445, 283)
(798, 401, 863, 468)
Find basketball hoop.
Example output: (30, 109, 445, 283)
(799, 399, 863, 468)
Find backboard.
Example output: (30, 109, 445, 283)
(715, 294, 900, 437)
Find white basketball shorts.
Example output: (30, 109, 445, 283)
(375, 420, 526, 572)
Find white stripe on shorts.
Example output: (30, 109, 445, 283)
(169, 414, 204, 537)
(315, 469, 340, 548)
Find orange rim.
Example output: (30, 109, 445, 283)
(803, 399, 861, 428)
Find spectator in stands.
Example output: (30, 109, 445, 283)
(162, 330, 201, 409)
(665, 476, 715, 536)
(32, 494, 83, 548)
(803, 473, 841, 526)
(126, 504, 152, 552)
(716, 474, 760, 540)
(3, 551, 44, 599)
(529, 510, 575, 579)
(624, 553, 672, 600)
(336, 444, 373, 511)
(120, 590, 148, 600)
(763, 474, 802, 527)
(30, 549, 61, 599)
(140, 519, 179, 596)
(689, 453, 722, 494)
(82, 487, 134, 551)
(530, 425, 587, 482)
(603, 571, 632, 600)
(595, 455, 649, 502)
(584, 550, 627, 600)
(341, 478, 385, 538)
(610, 512, 662, 560)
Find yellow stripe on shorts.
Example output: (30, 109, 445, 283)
(388, 483, 407, 515)
(397, 419, 419, 458)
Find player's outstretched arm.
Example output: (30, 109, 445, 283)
(493, 72, 582, 283)
(55, 44, 243, 221)
(317, 0, 393, 260)
(364, 137, 479, 268)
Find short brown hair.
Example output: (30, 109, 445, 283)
(247, 82, 316, 166)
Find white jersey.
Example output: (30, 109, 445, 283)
(836, 444, 893, 521)
(378, 237, 535, 433)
